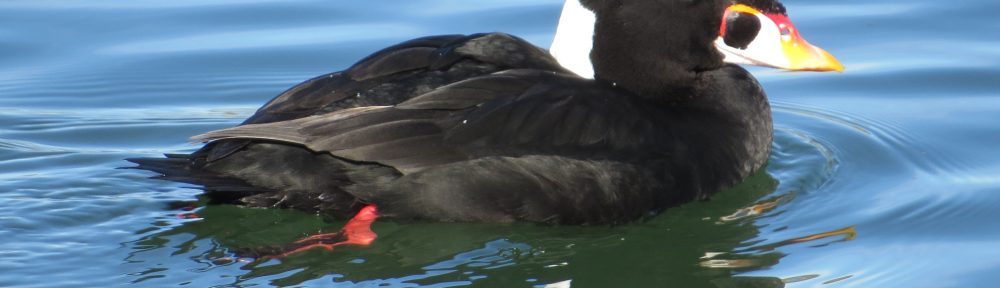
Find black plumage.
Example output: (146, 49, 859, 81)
(130, 0, 774, 225)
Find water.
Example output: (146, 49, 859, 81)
(2, 0, 998, 287)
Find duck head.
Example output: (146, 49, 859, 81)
(550, 0, 843, 80)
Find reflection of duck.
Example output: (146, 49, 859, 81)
(131, 0, 840, 229)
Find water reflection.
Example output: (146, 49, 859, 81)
(123, 169, 788, 287)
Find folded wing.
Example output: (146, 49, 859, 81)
(195, 69, 672, 174)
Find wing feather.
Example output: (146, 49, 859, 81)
(195, 69, 666, 174)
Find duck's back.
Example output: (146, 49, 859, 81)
(129, 33, 572, 218)
(201, 33, 568, 161)
(246, 33, 566, 125)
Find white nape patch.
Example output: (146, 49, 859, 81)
(715, 13, 789, 69)
(550, 0, 596, 78)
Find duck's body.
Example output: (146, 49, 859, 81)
(131, 0, 839, 225)
(177, 62, 770, 224)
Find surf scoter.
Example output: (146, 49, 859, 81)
(130, 0, 841, 256)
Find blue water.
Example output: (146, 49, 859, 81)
(2, 0, 999, 287)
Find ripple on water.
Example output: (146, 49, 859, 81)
(0, 70, 309, 109)
(723, 100, 995, 287)
(0, 107, 253, 152)
(773, 101, 969, 178)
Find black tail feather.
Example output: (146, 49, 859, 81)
(126, 155, 274, 204)
(126, 141, 389, 219)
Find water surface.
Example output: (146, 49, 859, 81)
(2, 0, 999, 287)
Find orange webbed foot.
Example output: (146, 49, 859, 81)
(238, 205, 379, 259)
